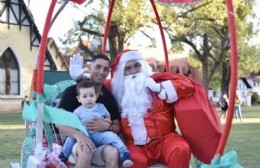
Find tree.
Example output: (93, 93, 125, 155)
(157, 0, 256, 94)
(60, 0, 258, 96)
(60, 0, 151, 62)
(238, 44, 260, 75)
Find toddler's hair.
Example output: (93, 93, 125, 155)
(76, 80, 98, 95)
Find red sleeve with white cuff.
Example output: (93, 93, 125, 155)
(151, 72, 195, 103)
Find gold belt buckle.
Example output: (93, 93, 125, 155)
(149, 136, 161, 141)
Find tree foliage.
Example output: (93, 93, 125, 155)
(60, 0, 150, 61)
(157, 0, 257, 93)
(239, 44, 260, 75)
(60, 0, 259, 94)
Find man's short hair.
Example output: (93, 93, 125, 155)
(92, 54, 111, 67)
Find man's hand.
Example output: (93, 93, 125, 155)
(74, 131, 96, 152)
(86, 118, 110, 131)
(69, 54, 89, 80)
(144, 77, 161, 93)
(104, 118, 112, 123)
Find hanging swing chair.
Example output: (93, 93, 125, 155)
(20, 0, 241, 167)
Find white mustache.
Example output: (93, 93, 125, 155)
(126, 73, 142, 80)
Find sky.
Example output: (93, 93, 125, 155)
(27, 0, 260, 49)
(248, 0, 260, 45)
(26, 0, 88, 46)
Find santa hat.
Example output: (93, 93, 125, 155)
(111, 50, 144, 76)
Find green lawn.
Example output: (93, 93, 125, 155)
(222, 106, 260, 168)
(0, 113, 25, 167)
(0, 106, 260, 167)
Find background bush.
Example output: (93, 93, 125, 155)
(251, 92, 260, 105)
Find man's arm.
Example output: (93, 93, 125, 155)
(86, 118, 121, 134)
(110, 119, 121, 133)
(56, 124, 95, 151)
(90, 87, 121, 134)
(57, 86, 95, 151)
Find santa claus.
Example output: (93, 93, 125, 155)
(105, 50, 222, 168)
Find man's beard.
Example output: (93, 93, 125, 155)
(119, 73, 152, 125)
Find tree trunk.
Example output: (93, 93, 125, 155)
(202, 58, 209, 90)
(202, 33, 209, 90)
(108, 23, 118, 63)
(221, 61, 230, 97)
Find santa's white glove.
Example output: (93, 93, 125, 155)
(158, 88, 166, 100)
(144, 77, 161, 93)
(69, 54, 89, 80)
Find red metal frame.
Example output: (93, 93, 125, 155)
(37, 0, 238, 160)
(216, 0, 238, 156)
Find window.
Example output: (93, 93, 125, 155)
(170, 65, 179, 74)
(0, 57, 6, 95)
(213, 91, 218, 97)
(238, 82, 242, 90)
(44, 56, 56, 70)
(44, 58, 51, 70)
(0, 48, 20, 95)
(158, 64, 166, 72)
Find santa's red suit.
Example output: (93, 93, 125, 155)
(105, 50, 222, 168)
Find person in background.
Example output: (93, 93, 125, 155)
(56, 54, 121, 168)
(220, 94, 229, 120)
(21, 95, 30, 108)
(234, 94, 243, 122)
(59, 80, 133, 167)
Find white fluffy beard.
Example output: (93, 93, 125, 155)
(119, 73, 152, 125)
(111, 61, 154, 145)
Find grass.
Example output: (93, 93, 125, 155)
(0, 113, 25, 167)
(225, 123, 260, 167)
(222, 106, 260, 168)
(0, 107, 260, 167)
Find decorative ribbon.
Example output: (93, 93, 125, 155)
(43, 80, 75, 105)
(201, 151, 243, 168)
(22, 101, 88, 136)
